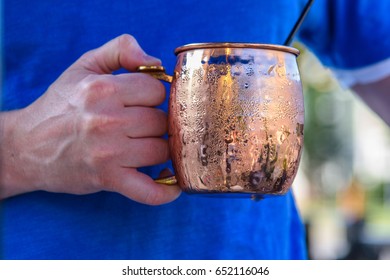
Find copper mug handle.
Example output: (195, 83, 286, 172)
(137, 65, 177, 185)
(137, 65, 173, 82)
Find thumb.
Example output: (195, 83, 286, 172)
(74, 34, 161, 74)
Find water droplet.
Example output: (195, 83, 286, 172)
(267, 65, 276, 74)
(249, 171, 265, 187)
(246, 67, 254, 76)
(277, 129, 291, 144)
(200, 144, 208, 166)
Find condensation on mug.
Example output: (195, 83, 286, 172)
(139, 43, 304, 197)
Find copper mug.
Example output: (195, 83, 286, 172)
(138, 43, 304, 197)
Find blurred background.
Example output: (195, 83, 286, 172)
(294, 43, 390, 260)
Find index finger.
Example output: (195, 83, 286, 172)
(111, 73, 166, 107)
(75, 34, 162, 74)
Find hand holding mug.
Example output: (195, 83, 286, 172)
(0, 35, 181, 205)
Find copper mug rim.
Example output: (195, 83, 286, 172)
(174, 42, 300, 56)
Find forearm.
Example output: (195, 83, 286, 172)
(352, 76, 390, 127)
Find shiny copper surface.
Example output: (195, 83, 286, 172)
(140, 43, 304, 195)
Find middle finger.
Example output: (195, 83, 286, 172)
(121, 106, 168, 138)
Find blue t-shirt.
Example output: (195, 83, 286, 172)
(1, 0, 389, 259)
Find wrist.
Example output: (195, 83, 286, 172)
(0, 110, 36, 199)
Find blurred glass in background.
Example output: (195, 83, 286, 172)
(294, 44, 390, 260)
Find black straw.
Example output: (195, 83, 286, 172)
(283, 0, 315, 46)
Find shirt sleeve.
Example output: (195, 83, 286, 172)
(298, 0, 390, 87)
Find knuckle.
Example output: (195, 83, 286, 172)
(117, 34, 140, 57)
(118, 34, 137, 46)
(81, 113, 98, 133)
(81, 113, 117, 137)
(78, 49, 95, 64)
(87, 144, 111, 166)
(83, 145, 116, 187)
(143, 189, 164, 206)
(77, 76, 121, 111)
(80, 76, 116, 100)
